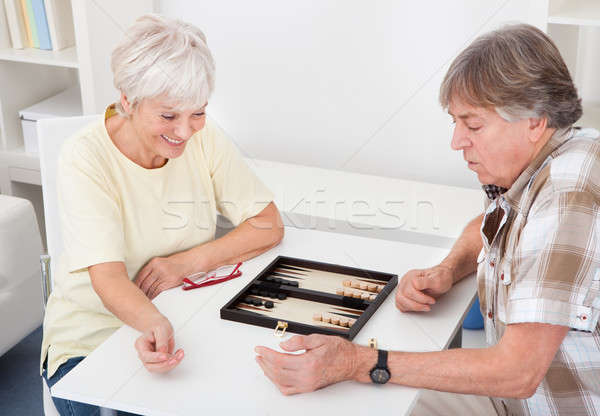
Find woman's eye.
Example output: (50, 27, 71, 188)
(468, 126, 482, 132)
(193, 112, 205, 117)
(161, 114, 175, 120)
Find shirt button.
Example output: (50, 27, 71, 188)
(490, 261, 495, 267)
(579, 314, 588, 321)
(487, 311, 493, 319)
(500, 273, 504, 280)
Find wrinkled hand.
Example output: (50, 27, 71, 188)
(134, 316, 184, 373)
(135, 252, 195, 299)
(255, 334, 357, 395)
(395, 265, 454, 312)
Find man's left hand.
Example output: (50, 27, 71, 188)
(134, 252, 195, 299)
(255, 334, 358, 395)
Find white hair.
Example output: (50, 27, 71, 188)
(495, 106, 541, 124)
(111, 14, 216, 116)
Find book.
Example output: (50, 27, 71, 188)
(22, 0, 38, 48)
(3, 0, 27, 49)
(44, 0, 74, 51)
(18, 0, 32, 47)
(30, 0, 51, 50)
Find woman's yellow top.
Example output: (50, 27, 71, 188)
(41, 106, 273, 377)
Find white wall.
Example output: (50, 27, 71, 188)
(159, 0, 540, 189)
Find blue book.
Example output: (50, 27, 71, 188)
(30, 0, 52, 50)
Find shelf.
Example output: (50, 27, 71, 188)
(0, 147, 41, 172)
(0, 46, 78, 68)
(578, 102, 600, 130)
(548, 0, 600, 26)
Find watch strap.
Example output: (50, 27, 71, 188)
(377, 349, 388, 369)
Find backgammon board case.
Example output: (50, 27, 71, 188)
(220, 256, 398, 340)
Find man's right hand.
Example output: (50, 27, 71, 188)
(395, 265, 454, 312)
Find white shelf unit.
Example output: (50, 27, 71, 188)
(544, 0, 600, 130)
(548, 0, 600, 27)
(0, 0, 156, 151)
(0, 0, 155, 249)
(0, 45, 78, 67)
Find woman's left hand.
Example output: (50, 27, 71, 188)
(134, 252, 196, 299)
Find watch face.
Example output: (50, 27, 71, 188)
(370, 368, 391, 384)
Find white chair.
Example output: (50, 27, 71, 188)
(38, 115, 100, 290)
(0, 195, 44, 357)
(38, 115, 117, 416)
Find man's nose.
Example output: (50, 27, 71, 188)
(450, 124, 470, 150)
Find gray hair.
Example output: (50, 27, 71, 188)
(111, 14, 216, 116)
(439, 23, 581, 129)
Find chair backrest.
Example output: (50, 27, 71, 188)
(38, 115, 101, 280)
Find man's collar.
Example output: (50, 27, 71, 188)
(502, 128, 571, 208)
(481, 128, 572, 204)
(482, 184, 507, 200)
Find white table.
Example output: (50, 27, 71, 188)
(250, 158, 483, 248)
(51, 227, 476, 416)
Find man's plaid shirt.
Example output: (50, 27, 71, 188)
(477, 127, 600, 416)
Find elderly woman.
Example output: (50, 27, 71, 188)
(41, 14, 283, 415)
(255, 24, 600, 415)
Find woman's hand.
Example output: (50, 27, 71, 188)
(134, 315, 184, 373)
(395, 265, 454, 312)
(134, 251, 197, 299)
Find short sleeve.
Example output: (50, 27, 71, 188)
(201, 120, 274, 226)
(507, 191, 600, 331)
(58, 139, 125, 272)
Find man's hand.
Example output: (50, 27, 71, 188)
(134, 315, 184, 373)
(134, 251, 196, 299)
(255, 334, 358, 395)
(395, 265, 454, 312)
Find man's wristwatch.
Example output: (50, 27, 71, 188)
(369, 349, 391, 384)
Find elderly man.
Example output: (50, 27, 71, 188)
(255, 23, 600, 415)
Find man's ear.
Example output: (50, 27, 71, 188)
(528, 117, 548, 143)
(120, 92, 132, 115)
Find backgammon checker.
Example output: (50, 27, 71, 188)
(221, 256, 397, 340)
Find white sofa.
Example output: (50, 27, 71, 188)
(0, 194, 43, 357)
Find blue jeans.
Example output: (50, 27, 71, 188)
(43, 357, 138, 416)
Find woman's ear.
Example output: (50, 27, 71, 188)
(527, 117, 548, 143)
(120, 92, 132, 115)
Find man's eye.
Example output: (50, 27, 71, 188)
(468, 126, 481, 132)
(193, 112, 205, 117)
(161, 115, 175, 120)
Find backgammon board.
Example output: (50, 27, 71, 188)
(220, 256, 398, 340)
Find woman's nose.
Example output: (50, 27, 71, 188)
(174, 121, 192, 140)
